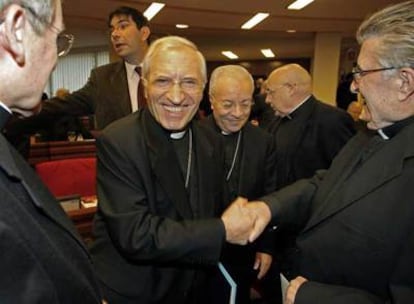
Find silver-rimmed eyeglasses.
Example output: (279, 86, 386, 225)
(351, 66, 397, 82)
(218, 100, 255, 111)
(265, 83, 288, 96)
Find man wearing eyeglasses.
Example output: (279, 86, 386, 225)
(265, 63, 355, 190)
(0, 0, 102, 302)
(6, 6, 150, 147)
(262, 63, 355, 302)
(244, 1, 414, 303)
(89, 36, 256, 304)
(202, 65, 278, 304)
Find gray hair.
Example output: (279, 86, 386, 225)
(356, 0, 414, 69)
(209, 65, 254, 97)
(142, 35, 207, 85)
(0, 0, 57, 34)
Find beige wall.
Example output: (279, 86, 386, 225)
(311, 33, 342, 106)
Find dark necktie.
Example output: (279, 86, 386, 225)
(135, 66, 147, 109)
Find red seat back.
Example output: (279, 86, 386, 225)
(35, 157, 96, 197)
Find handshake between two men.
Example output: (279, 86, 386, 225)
(220, 197, 273, 245)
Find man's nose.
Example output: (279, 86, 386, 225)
(167, 82, 185, 103)
(350, 79, 359, 94)
(231, 104, 244, 117)
(111, 29, 120, 40)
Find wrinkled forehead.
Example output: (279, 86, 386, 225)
(149, 46, 203, 76)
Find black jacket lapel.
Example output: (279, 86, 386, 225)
(192, 123, 217, 217)
(143, 111, 192, 219)
(0, 135, 89, 254)
(305, 127, 414, 231)
(110, 61, 132, 115)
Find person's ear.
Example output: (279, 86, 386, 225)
(0, 5, 26, 66)
(398, 67, 414, 101)
(139, 26, 151, 42)
(142, 77, 148, 99)
(209, 95, 215, 111)
(285, 82, 296, 96)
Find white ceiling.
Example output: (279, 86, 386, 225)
(63, 0, 402, 60)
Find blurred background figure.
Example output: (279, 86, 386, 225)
(336, 72, 358, 110)
(346, 97, 366, 131)
(55, 87, 70, 99)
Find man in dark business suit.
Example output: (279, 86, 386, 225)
(203, 65, 278, 304)
(7, 6, 150, 136)
(90, 36, 256, 304)
(0, 0, 102, 302)
(265, 63, 355, 190)
(245, 1, 414, 303)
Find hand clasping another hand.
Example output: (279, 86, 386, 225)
(221, 197, 272, 245)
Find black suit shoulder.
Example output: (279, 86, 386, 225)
(309, 97, 356, 142)
(92, 60, 124, 75)
(195, 117, 222, 140)
(314, 97, 354, 124)
(243, 121, 274, 141)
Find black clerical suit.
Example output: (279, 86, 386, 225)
(0, 107, 102, 303)
(266, 95, 355, 189)
(266, 95, 355, 281)
(90, 109, 227, 304)
(203, 116, 278, 304)
(261, 118, 414, 304)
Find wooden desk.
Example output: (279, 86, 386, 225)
(28, 139, 96, 165)
(66, 207, 97, 244)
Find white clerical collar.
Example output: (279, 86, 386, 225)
(0, 101, 12, 114)
(377, 129, 390, 140)
(288, 94, 311, 115)
(170, 130, 187, 139)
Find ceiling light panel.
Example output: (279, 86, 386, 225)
(261, 49, 275, 58)
(176, 24, 189, 29)
(143, 2, 165, 20)
(222, 51, 239, 59)
(241, 13, 269, 29)
(287, 0, 314, 10)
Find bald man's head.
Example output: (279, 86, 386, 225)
(265, 64, 313, 116)
(268, 64, 312, 94)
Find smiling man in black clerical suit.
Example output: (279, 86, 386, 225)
(90, 36, 257, 304)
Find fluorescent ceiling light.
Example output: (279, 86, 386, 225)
(241, 13, 269, 29)
(143, 2, 165, 20)
(287, 0, 314, 10)
(222, 51, 239, 59)
(286, 29, 297, 33)
(176, 24, 189, 29)
(261, 49, 275, 58)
